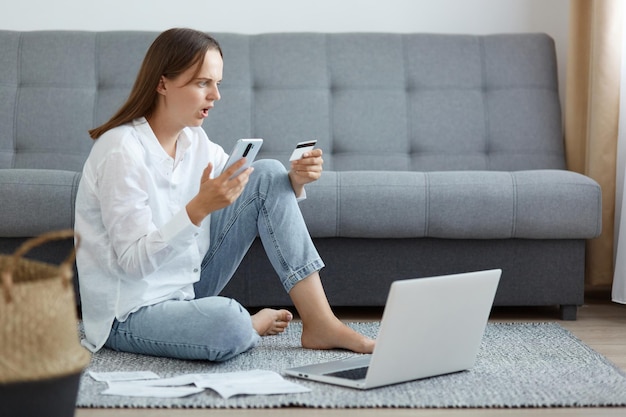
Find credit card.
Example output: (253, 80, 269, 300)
(289, 140, 317, 161)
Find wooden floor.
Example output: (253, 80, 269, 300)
(76, 295, 626, 417)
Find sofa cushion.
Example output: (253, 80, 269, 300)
(300, 170, 601, 239)
(0, 169, 80, 237)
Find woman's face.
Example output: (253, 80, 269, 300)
(157, 49, 223, 130)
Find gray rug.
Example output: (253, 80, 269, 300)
(77, 322, 626, 409)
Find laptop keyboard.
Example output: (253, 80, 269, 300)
(325, 366, 369, 380)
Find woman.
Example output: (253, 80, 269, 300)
(75, 28, 375, 361)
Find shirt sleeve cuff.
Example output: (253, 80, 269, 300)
(160, 209, 202, 247)
(296, 187, 307, 202)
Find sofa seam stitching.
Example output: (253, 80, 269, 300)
(402, 34, 411, 166)
(326, 34, 333, 168)
(479, 36, 491, 170)
(93, 32, 100, 131)
(511, 172, 518, 238)
(336, 172, 341, 236)
(12, 33, 23, 169)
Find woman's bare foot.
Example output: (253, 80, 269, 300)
(287, 272, 375, 353)
(301, 317, 375, 353)
(251, 308, 293, 336)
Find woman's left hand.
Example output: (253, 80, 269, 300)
(288, 148, 324, 196)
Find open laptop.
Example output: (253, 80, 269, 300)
(284, 269, 501, 389)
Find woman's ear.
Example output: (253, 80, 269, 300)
(156, 76, 167, 95)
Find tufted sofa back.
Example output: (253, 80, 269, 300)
(0, 31, 564, 173)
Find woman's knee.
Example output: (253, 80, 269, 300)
(251, 159, 287, 178)
(249, 159, 292, 197)
(193, 296, 260, 361)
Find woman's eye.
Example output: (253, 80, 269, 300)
(198, 81, 208, 87)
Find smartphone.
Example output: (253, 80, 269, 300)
(289, 140, 317, 161)
(221, 138, 263, 178)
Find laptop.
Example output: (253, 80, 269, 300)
(284, 269, 501, 389)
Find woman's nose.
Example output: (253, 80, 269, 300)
(210, 85, 221, 101)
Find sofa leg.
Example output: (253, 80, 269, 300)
(559, 305, 578, 321)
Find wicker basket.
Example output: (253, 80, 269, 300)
(0, 229, 90, 417)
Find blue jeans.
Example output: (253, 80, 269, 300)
(105, 160, 324, 361)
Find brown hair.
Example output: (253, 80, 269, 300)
(89, 28, 223, 139)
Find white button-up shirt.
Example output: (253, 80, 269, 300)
(75, 118, 229, 352)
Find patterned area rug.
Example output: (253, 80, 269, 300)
(77, 322, 626, 408)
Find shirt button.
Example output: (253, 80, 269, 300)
(193, 268, 199, 273)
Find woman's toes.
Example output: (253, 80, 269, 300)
(252, 308, 293, 336)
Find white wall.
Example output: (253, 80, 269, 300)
(1, 0, 570, 101)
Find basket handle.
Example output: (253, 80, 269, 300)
(1, 229, 79, 303)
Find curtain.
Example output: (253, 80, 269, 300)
(612, 5, 626, 303)
(566, 0, 622, 290)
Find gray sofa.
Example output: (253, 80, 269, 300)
(0, 31, 601, 320)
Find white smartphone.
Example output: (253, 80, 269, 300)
(221, 138, 263, 178)
(289, 140, 317, 161)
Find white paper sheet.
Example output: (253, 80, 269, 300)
(88, 371, 160, 382)
(194, 370, 310, 399)
(89, 369, 310, 399)
(102, 382, 204, 398)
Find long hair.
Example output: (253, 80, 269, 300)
(89, 28, 223, 139)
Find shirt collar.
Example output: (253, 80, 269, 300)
(132, 117, 193, 161)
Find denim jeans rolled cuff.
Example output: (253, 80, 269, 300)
(281, 258, 326, 293)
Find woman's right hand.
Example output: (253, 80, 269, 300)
(186, 159, 253, 226)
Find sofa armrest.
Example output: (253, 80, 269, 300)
(0, 169, 81, 237)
